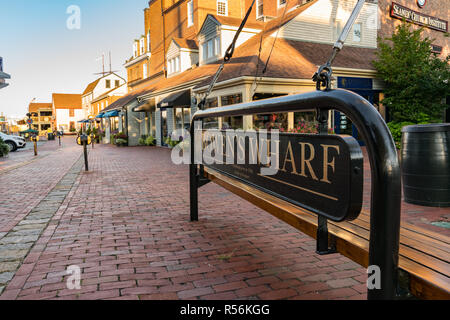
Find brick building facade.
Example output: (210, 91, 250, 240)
(378, 0, 449, 58)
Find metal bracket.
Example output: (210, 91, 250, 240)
(316, 215, 337, 255)
(198, 165, 211, 188)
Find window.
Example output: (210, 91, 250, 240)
(187, 0, 194, 27)
(106, 80, 111, 88)
(279, 0, 286, 6)
(202, 36, 220, 62)
(133, 42, 138, 58)
(256, 0, 263, 18)
(140, 38, 145, 54)
(353, 23, 362, 42)
(207, 39, 213, 58)
(214, 37, 220, 56)
(143, 63, 148, 79)
(115, 80, 120, 87)
(168, 56, 180, 75)
(217, 0, 227, 16)
(69, 109, 75, 117)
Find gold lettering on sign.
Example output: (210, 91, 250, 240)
(299, 142, 318, 181)
(321, 144, 340, 184)
(281, 141, 299, 175)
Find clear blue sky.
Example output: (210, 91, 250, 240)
(0, 0, 148, 117)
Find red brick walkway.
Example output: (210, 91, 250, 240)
(0, 144, 368, 300)
(0, 137, 82, 234)
(0, 143, 448, 300)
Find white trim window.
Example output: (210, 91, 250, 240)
(217, 0, 228, 16)
(187, 0, 194, 27)
(143, 63, 148, 79)
(353, 23, 362, 42)
(140, 38, 145, 55)
(278, 0, 286, 7)
(256, 0, 263, 19)
(133, 42, 138, 58)
(168, 56, 181, 75)
(202, 36, 221, 62)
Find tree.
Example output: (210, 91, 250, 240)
(373, 22, 450, 124)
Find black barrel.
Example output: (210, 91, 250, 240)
(401, 124, 450, 207)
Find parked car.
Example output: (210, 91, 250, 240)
(0, 132, 26, 152)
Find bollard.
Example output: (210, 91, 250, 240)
(32, 135, 38, 156)
(77, 134, 91, 172)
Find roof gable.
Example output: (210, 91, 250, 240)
(52, 93, 82, 109)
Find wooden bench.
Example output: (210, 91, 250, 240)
(202, 166, 450, 300)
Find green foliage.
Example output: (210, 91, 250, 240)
(387, 121, 415, 149)
(139, 135, 148, 146)
(145, 136, 156, 146)
(164, 136, 181, 148)
(115, 138, 128, 146)
(0, 137, 9, 157)
(373, 22, 450, 123)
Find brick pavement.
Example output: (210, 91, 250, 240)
(0, 144, 368, 300)
(0, 143, 448, 300)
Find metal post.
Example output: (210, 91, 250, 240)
(83, 141, 89, 172)
(33, 136, 37, 156)
(190, 123, 198, 222)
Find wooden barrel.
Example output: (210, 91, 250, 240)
(401, 124, 450, 207)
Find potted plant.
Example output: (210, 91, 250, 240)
(114, 132, 128, 147)
(0, 137, 9, 157)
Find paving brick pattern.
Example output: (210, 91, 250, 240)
(0, 145, 368, 300)
(0, 143, 447, 300)
(0, 138, 81, 234)
(0, 155, 84, 294)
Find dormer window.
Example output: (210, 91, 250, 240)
(168, 56, 180, 75)
(217, 0, 228, 16)
(133, 42, 138, 58)
(140, 38, 145, 55)
(202, 35, 220, 62)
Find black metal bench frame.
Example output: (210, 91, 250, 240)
(189, 89, 401, 300)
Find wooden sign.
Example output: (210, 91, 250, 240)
(203, 132, 364, 222)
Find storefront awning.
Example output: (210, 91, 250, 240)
(104, 110, 120, 118)
(133, 98, 156, 112)
(78, 120, 89, 123)
(96, 113, 105, 118)
(157, 90, 191, 109)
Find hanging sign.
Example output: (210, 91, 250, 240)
(390, 2, 448, 32)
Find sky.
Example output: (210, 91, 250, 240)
(0, 0, 149, 118)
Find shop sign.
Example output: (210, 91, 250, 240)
(390, 2, 448, 32)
